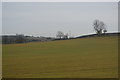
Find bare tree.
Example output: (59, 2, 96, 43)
(56, 31, 64, 39)
(93, 19, 107, 35)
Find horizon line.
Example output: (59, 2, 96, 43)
(1, 31, 119, 37)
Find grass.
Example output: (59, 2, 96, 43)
(2, 36, 118, 78)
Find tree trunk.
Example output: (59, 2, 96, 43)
(97, 29, 102, 36)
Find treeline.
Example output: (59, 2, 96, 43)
(1, 19, 119, 44)
(1, 32, 119, 44)
(2, 34, 54, 44)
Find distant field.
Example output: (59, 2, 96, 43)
(2, 36, 118, 78)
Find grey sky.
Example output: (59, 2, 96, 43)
(2, 2, 118, 37)
(0, 2, 1, 34)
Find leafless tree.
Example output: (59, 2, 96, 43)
(56, 31, 64, 39)
(93, 19, 107, 35)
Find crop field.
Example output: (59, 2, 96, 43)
(2, 36, 118, 78)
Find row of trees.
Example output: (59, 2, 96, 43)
(56, 19, 107, 39)
(2, 34, 25, 44)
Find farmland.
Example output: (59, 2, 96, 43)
(2, 36, 118, 78)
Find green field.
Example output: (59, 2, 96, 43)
(2, 36, 118, 78)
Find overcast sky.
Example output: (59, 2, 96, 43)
(2, 2, 118, 37)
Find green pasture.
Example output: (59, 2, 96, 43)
(2, 36, 118, 78)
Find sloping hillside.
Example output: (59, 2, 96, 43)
(2, 36, 118, 78)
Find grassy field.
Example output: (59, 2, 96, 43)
(2, 36, 118, 78)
